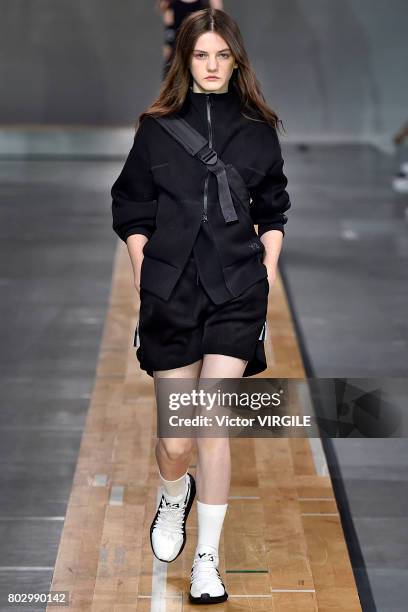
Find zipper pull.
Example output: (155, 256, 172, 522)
(202, 211, 208, 222)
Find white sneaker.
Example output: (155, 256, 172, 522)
(150, 473, 196, 562)
(189, 551, 228, 604)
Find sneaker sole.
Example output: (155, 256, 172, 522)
(188, 591, 228, 604)
(150, 472, 196, 563)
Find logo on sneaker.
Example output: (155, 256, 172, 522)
(190, 550, 228, 603)
(198, 552, 214, 561)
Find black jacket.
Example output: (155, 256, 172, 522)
(111, 85, 291, 301)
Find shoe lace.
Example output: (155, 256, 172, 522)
(191, 553, 221, 582)
(155, 497, 186, 537)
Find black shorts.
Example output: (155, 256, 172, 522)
(134, 256, 269, 377)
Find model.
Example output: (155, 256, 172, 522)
(111, 7, 291, 605)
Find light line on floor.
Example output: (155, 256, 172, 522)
(271, 588, 316, 592)
(228, 496, 261, 500)
(151, 487, 168, 612)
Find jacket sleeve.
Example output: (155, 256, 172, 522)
(111, 118, 158, 242)
(249, 126, 291, 237)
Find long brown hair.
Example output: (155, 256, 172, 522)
(138, 8, 284, 134)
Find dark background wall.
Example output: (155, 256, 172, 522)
(0, 0, 406, 141)
(0, 1, 160, 126)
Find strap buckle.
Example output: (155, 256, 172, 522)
(197, 147, 218, 165)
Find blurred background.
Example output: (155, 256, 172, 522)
(0, 2, 407, 611)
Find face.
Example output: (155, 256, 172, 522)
(190, 32, 238, 94)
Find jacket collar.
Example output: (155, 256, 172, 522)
(185, 83, 241, 111)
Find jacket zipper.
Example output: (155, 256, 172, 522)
(202, 95, 213, 223)
(203, 176, 209, 222)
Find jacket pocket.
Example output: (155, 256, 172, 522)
(140, 255, 181, 301)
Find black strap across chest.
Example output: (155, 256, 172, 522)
(152, 114, 239, 224)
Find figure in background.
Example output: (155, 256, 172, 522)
(155, 0, 224, 78)
(392, 120, 408, 195)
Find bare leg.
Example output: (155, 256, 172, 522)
(196, 355, 248, 503)
(153, 359, 202, 480)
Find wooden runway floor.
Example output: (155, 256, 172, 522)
(46, 243, 362, 611)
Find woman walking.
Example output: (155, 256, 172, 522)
(111, 8, 291, 604)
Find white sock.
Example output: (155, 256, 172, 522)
(159, 469, 188, 502)
(195, 501, 228, 559)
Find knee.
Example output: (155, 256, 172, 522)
(159, 438, 195, 462)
